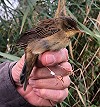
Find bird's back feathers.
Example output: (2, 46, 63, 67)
(17, 17, 78, 48)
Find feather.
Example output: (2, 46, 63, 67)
(16, 18, 60, 48)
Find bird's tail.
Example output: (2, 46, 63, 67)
(20, 54, 38, 91)
(20, 62, 28, 90)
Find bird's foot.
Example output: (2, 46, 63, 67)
(46, 66, 64, 87)
(58, 64, 74, 76)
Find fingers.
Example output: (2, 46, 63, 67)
(12, 48, 69, 82)
(14, 48, 71, 106)
(22, 88, 56, 106)
(33, 88, 68, 103)
(39, 48, 68, 66)
(30, 61, 72, 79)
(17, 84, 69, 106)
(24, 88, 68, 106)
(29, 76, 70, 90)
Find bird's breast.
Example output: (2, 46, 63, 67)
(29, 31, 69, 54)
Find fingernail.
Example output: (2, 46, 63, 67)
(62, 49, 69, 61)
(46, 55, 56, 66)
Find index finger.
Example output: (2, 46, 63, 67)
(39, 48, 68, 66)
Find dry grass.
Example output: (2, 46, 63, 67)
(0, 0, 100, 107)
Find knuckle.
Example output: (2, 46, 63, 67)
(66, 76, 71, 86)
(67, 62, 72, 71)
(60, 62, 72, 73)
(61, 48, 68, 61)
(65, 88, 69, 97)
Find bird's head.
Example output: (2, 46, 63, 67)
(60, 16, 83, 37)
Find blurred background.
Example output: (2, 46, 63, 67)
(0, 0, 100, 107)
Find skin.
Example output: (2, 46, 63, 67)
(12, 48, 72, 106)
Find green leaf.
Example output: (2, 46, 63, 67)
(0, 52, 20, 61)
(66, 7, 100, 43)
(19, 7, 30, 34)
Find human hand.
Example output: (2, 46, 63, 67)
(12, 48, 72, 106)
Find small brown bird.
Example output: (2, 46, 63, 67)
(17, 16, 82, 90)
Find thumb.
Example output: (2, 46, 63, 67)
(12, 55, 25, 83)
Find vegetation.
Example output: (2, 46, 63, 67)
(0, 0, 100, 107)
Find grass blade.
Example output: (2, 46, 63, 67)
(19, 7, 30, 34)
(0, 52, 20, 61)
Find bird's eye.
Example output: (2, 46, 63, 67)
(67, 26, 72, 29)
(65, 25, 73, 30)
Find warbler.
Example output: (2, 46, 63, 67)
(17, 16, 82, 90)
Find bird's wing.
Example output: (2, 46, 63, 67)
(17, 18, 60, 48)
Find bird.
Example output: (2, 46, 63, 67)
(17, 16, 82, 91)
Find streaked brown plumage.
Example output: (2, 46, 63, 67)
(17, 16, 82, 90)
